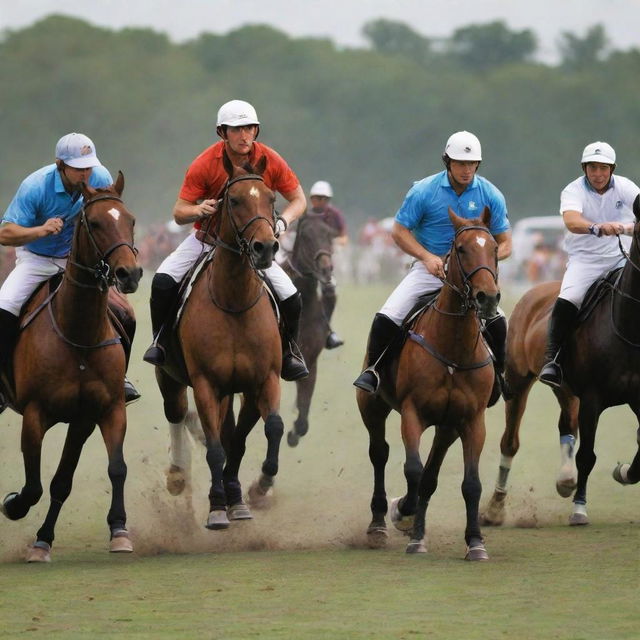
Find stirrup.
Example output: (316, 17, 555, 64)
(124, 378, 141, 405)
(143, 343, 166, 366)
(353, 368, 380, 393)
(539, 360, 562, 388)
(325, 331, 344, 350)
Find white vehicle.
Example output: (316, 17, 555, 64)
(502, 215, 567, 283)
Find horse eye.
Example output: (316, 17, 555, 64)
(457, 245, 465, 254)
(229, 197, 239, 207)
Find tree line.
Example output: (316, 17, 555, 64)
(1, 15, 639, 230)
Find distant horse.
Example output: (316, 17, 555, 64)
(0, 173, 142, 562)
(155, 154, 284, 530)
(282, 214, 338, 447)
(482, 195, 640, 527)
(357, 208, 499, 559)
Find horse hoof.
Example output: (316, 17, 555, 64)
(613, 463, 632, 485)
(556, 467, 577, 498)
(205, 510, 230, 530)
(465, 544, 489, 561)
(405, 539, 427, 554)
(166, 467, 187, 496)
(366, 525, 388, 549)
(26, 542, 51, 563)
(247, 481, 274, 510)
(569, 503, 589, 526)
(110, 530, 133, 553)
(479, 491, 507, 526)
(389, 497, 414, 535)
(227, 502, 253, 521)
(287, 430, 299, 447)
(0, 492, 19, 520)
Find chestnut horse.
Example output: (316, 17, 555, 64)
(0, 173, 142, 562)
(155, 155, 284, 531)
(482, 194, 640, 527)
(357, 208, 499, 559)
(283, 214, 338, 447)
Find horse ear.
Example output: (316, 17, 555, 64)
(634, 194, 640, 221)
(81, 181, 97, 201)
(448, 206, 465, 229)
(254, 154, 267, 176)
(222, 150, 234, 178)
(114, 171, 125, 196)
(480, 206, 491, 227)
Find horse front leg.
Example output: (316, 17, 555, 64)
(406, 425, 459, 554)
(570, 396, 601, 526)
(192, 378, 229, 530)
(555, 389, 580, 498)
(28, 420, 97, 563)
(99, 406, 133, 552)
(459, 415, 489, 561)
(248, 373, 283, 509)
(287, 361, 317, 447)
(390, 401, 423, 536)
(481, 376, 534, 526)
(1, 406, 47, 523)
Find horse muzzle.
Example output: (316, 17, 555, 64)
(251, 239, 279, 270)
(474, 290, 500, 319)
(115, 265, 143, 294)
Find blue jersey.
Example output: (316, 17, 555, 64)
(395, 170, 510, 256)
(2, 164, 113, 258)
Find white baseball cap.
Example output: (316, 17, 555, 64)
(55, 133, 102, 169)
(216, 100, 260, 127)
(444, 131, 482, 161)
(581, 141, 616, 165)
(310, 180, 333, 198)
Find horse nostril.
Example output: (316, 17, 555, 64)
(253, 241, 264, 255)
(476, 291, 487, 304)
(496, 291, 501, 303)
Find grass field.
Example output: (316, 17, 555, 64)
(0, 281, 637, 639)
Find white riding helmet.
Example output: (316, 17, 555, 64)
(216, 100, 260, 127)
(581, 141, 616, 165)
(310, 180, 333, 198)
(444, 131, 482, 161)
(55, 132, 102, 169)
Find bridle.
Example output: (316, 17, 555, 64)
(208, 173, 278, 314)
(435, 225, 498, 316)
(66, 194, 138, 293)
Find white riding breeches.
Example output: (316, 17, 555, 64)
(157, 230, 297, 301)
(0, 247, 66, 316)
(559, 254, 626, 307)
(379, 261, 443, 325)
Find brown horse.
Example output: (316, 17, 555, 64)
(283, 214, 338, 447)
(482, 195, 640, 527)
(357, 208, 499, 559)
(0, 173, 142, 562)
(155, 154, 284, 530)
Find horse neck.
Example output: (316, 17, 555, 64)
(615, 237, 640, 329)
(56, 256, 110, 342)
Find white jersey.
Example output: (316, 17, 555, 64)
(560, 175, 640, 260)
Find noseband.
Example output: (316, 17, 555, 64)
(67, 194, 138, 293)
(440, 225, 498, 314)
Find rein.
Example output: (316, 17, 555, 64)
(66, 195, 138, 293)
(208, 173, 277, 314)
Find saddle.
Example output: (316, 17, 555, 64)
(576, 267, 623, 324)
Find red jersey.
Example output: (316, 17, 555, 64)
(179, 141, 300, 230)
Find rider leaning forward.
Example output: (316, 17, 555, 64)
(353, 130, 512, 397)
(142, 99, 310, 381)
(0, 133, 141, 413)
(539, 141, 640, 387)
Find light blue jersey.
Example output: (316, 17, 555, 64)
(395, 170, 510, 256)
(2, 164, 113, 258)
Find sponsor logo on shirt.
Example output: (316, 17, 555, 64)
(616, 200, 623, 208)
(468, 201, 477, 211)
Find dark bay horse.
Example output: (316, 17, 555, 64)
(357, 208, 499, 559)
(282, 214, 338, 447)
(155, 154, 285, 530)
(0, 173, 142, 562)
(482, 195, 640, 527)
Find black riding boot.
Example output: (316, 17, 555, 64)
(539, 298, 579, 388)
(321, 282, 344, 349)
(353, 313, 402, 393)
(0, 309, 20, 414)
(279, 292, 310, 381)
(483, 313, 508, 406)
(143, 273, 180, 366)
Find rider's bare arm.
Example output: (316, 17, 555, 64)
(391, 221, 444, 278)
(172, 197, 218, 225)
(563, 209, 630, 236)
(0, 218, 63, 247)
(277, 185, 306, 227)
(494, 229, 513, 261)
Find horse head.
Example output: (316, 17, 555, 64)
(447, 206, 500, 318)
(76, 172, 142, 294)
(290, 213, 337, 284)
(220, 152, 278, 270)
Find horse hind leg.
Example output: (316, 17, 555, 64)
(555, 391, 579, 497)
(248, 411, 285, 510)
(613, 426, 640, 485)
(287, 364, 317, 447)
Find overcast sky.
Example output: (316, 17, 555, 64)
(1, 0, 638, 62)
